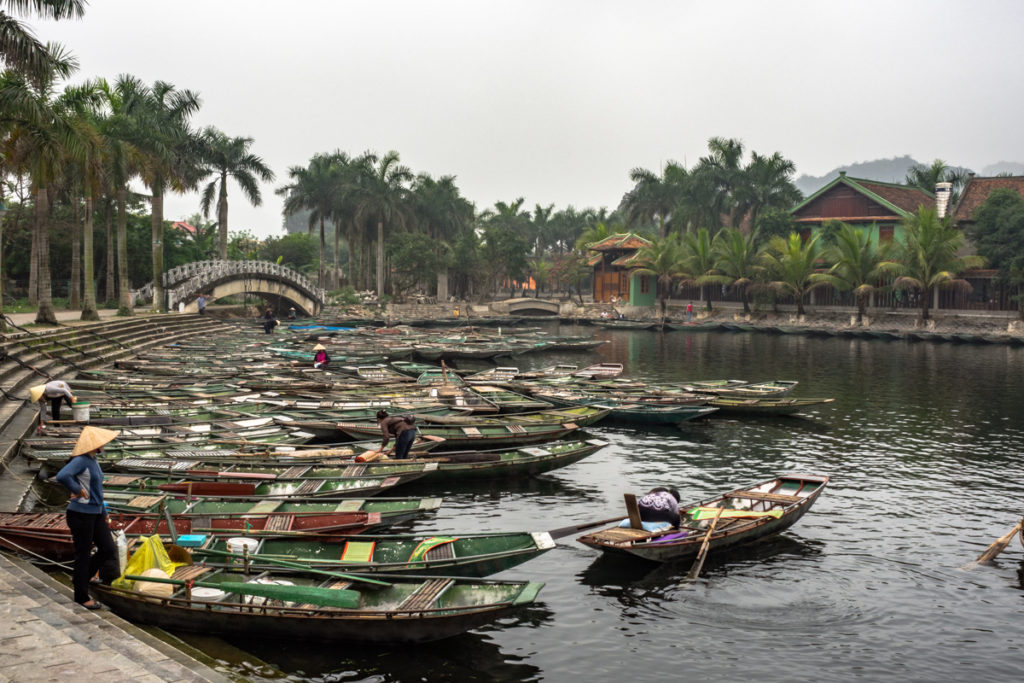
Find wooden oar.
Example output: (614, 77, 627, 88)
(963, 516, 1024, 569)
(547, 515, 628, 540)
(683, 506, 724, 583)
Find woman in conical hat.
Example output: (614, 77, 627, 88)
(55, 426, 121, 609)
(31, 379, 76, 424)
(313, 343, 330, 369)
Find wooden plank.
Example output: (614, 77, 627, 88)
(399, 578, 454, 611)
(624, 493, 643, 530)
(729, 490, 803, 504)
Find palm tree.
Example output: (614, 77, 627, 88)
(760, 232, 833, 316)
(711, 227, 763, 314)
(409, 173, 474, 300)
(696, 137, 746, 227)
(892, 207, 984, 320)
(631, 234, 688, 324)
(0, 0, 84, 83)
(128, 80, 202, 311)
(277, 152, 345, 288)
(0, 46, 91, 323)
(825, 222, 899, 324)
(734, 151, 802, 231)
(198, 127, 275, 259)
(681, 227, 718, 310)
(904, 159, 971, 205)
(352, 150, 412, 298)
(621, 162, 686, 237)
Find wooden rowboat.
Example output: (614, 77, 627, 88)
(191, 529, 556, 577)
(708, 397, 835, 416)
(335, 420, 581, 449)
(91, 567, 544, 643)
(577, 474, 828, 562)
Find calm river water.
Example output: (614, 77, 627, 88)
(189, 326, 1024, 682)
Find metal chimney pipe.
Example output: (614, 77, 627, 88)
(935, 181, 953, 218)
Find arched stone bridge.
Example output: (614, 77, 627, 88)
(131, 260, 326, 315)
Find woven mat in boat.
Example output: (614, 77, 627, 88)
(0, 512, 66, 529)
(729, 490, 803, 503)
(586, 527, 653, 543)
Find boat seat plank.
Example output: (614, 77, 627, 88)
(173, 565, 213, 582)
(729, 490, 803, 504)
(507, 425, 526, 433)
(278, 466, 311, 479)
(424, 543, 455, 561)
(294, 479, 324, 495)
(462, 427, 482, 436)
(342, 465, 367, 477)
(263, 514, 295, 531)
(399, 578, 454, 611)
(126, 495, 165, 509)
(247, 500, 282, 514)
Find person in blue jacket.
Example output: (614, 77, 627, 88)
(56, 426, 121, 609)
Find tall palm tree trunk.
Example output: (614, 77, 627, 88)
(333, 223, 340, 289)
(151, 190, 165, 312)
(28, 220, 38, 306)
(35, 186, 57, 324)
(81, 195, 99, 320)
(217, 176, 228, 259)
(71, 197, 81, 309)
(317, 216, 326, 288)
(116, 187, 133, 316)
(376, 220, 384, 298)
(105, 198, 115, 303)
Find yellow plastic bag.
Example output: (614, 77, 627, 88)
(112, 534, 185, 589)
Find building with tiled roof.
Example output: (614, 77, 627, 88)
(951, 174, 1024, 226)
(585, 232, 656, 305)
(790, 172, 935, 245)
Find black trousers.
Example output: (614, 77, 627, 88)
(49, 395, 73, 421)
(394, 428, 417, 459)
(65, 509, 118, 604)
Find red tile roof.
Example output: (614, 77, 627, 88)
(952, 176, 1024, 223)
(586, 233, 652, 252)
(853, 180, 933, 214)
(172, 221, 197, 235)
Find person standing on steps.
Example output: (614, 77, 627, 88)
(56, 426, 121, 610)
(197, 294, 207, 315)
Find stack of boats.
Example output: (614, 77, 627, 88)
(0, 320, 834, 643)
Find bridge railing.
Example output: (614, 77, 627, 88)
(131, 260, 326, 308)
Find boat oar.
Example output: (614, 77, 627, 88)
(683, 506, 724, 583)
(121, 574, 360, 608)
(193, 547, 392, 587)
(547, 516, 627, 540)
(962, 516, 1024, 569)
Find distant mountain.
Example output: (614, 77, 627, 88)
(795, 155, 922, 196)
(980, 161, 1024, 176)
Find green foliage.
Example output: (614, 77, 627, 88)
(227, 231, 260, 260)
(259, 232, 318, 271)
(760, 232, 831, 315)
(330, 285, 361, 306)
(756, 208, 798, 243)
(967, 188, 1024, 315)
(387, 233, 445, 299)
(825, 222, 899, 322)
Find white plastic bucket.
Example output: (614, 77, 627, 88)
(191, 587, 226, 601)
(72, 401, 90, 423)
(226, 536, 259, 564)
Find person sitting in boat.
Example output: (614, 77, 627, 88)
(313, 343, 330, 369)
(262, 308, 277, 334)
(638, 487, 682, 528)
(30, 380, 76, 424)
(288, 306, 297, 320)
(376, 410, 417, 460)
(56, 426, 121, 610)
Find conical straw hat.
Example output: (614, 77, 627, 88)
(72, 426, 120, 456)
(28, 385, 46, 403)
(313, 344, 326, 351)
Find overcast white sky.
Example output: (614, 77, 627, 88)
(34, 0, 1024, 238)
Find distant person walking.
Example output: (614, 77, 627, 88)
(686, 301, 694, 323)
(30, 380, 76, 424)
(56, 426, 121, 609)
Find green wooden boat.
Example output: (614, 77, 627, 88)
(336, 420, 580, 449)
(92, 565, 544, 643)
(584, 400, 718, 425)
(105, 493, 443, 527)
(717, 380, 799, 397)
(192, 529, 555, 577)
(79, 469, 423, 500)
(465, 384, 554, 412)
(417, 404, 610, 429)
(708, 397, 835, 415)
(350, 438, 607, 481)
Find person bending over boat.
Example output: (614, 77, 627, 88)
(30, 379, 76, 424)
(56, 426, 121, 610)
(376, 410, 417, 459)
(312, 343, 330, 369)
(638, 487, 682, 528)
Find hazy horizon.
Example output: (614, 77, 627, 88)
(32, 0, 1024, 238)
